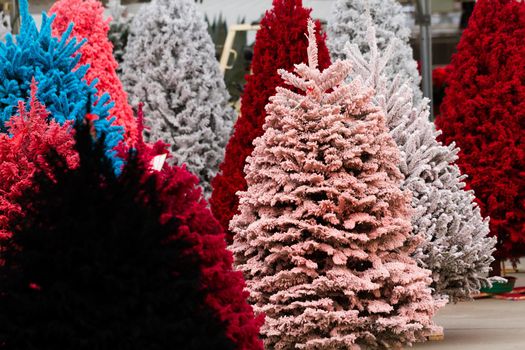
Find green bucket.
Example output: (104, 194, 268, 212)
(480, 276, 517, 294)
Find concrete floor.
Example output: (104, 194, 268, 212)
(412, 271, 525, 350)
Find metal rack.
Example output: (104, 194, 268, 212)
(415, 0, 433, 116)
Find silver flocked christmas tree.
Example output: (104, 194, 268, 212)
(341, 13, 496, 302)
(120, 0, 234, 197)
(328, 0, 422, 103)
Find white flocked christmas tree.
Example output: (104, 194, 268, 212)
(341, 13, 496, 302)
(120, 0, 234, 197)
(328, 0, 422, 103)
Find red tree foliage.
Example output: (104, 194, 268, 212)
(210, 0, 331, 241)
(0, 100, 262, 349)
(50, 0, 138, 144)
(436, 0, 525, 259)
(0, 81, 79, 241)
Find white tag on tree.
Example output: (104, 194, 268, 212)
(151, 153, 167, 171)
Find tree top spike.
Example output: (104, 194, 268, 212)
(306, 19, 318, 70)
(18, 0, 37, 38)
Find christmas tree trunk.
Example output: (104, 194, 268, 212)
(436, 0, 525, 262)
(211, 0, 331, 241)
(231, 21, 442, 349)
(342, 18, 495, 301)
(121, 0, 235, 198)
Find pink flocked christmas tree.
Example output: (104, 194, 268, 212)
(230, 21, 442, 349)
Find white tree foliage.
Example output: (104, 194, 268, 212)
(120, 0, 235, 198)
(343, 18, 496, 302)
(328, 0, 422, 103)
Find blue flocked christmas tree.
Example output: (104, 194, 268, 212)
(0, 0, 123, 172)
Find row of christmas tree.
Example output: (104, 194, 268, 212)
(1, 0, 523, 348)
(0, 0, 264, 348)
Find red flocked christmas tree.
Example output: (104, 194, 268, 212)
(50, 0, 138, 144)
(0, 98, 263, 348)
(436, 0, 525, 268)
(0, 81, 79, 241)
(210, 0, 331, 241)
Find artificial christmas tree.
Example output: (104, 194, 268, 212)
(343, 21, 495, 301)
(0, 0, 123, 171)
(121, 0, 235, 197)
(0, 100, 263, 349)
(210, 0, 331, 241)
(231, 21, 441, 349)
(328, 0, 422, 102)
(436, 0, 525, 267)
(0, 82, 80, 241)
(50, 0, 138, 144)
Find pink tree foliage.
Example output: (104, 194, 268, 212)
(50, 0, 138, 144)
(230, 21, 443, 349)
(0, 81, 79, 240)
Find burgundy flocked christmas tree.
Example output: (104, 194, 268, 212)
(0, 97, 263, 349)
(231, 21, 442, 349)
(210, 0, 331, 242)
(436, 0, 525, 267)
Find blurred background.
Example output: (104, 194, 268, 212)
(0, 0, 473, 111)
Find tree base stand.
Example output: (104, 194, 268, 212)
(480, 276, 517, 294)
(426, 328, 445, 341)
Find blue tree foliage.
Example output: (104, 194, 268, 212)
(0, 0, 124, 172)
